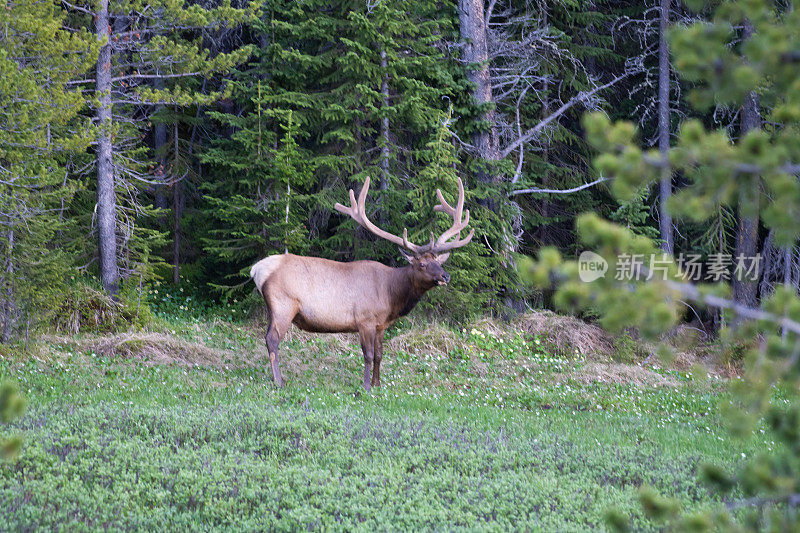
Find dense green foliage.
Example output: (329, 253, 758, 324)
(3, 0, 793, 325)
(0, 381, 25, 459)
(196, 0, 513, 313)
(531, 0, 800, 529)
(0, 0, 686, 325)
(0, 0, 98, 338)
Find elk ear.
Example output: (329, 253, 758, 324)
(435, 252, 451, 264)
(399, 248, 416, 264)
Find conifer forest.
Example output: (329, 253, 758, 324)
(1, 0, 800, 529)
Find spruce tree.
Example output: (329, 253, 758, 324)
(201, 109, 316, 288)
(199, 0, 343, 283)
(201, 3, 458, 276)
(323, 0, 464, 263)
(415, 107, 501, 316)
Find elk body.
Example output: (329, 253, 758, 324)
(250, 176, 474, 390)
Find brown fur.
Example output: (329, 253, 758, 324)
(252, 252, 449, 390)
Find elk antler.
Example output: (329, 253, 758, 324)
(426, 176, 475, 254)
(334, 176, 474, 256)
(334, 176, 425, 254)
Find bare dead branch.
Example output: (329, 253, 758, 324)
(510, 176, 610, 196)
(501, 73, 631, 159)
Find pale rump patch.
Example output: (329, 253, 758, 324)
(250, 255, 285, 295)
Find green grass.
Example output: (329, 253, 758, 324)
(0, 317, 774, 531)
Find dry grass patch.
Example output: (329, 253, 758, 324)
(386, 323, 461, 358)
(52, 284, 130, 334)
(80, 332, 265, 368)
(513, 311, 615, 359)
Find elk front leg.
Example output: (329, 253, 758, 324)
(358, 327, 376, 392)
(371, 330, 385, 388)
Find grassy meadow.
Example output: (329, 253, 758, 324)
(0, 294, 774, 531)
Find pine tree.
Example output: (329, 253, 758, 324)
(0, 0, 98, 340)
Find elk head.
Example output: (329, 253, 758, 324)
(334, 176, 474, 288)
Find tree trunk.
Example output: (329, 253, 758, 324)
(731, 21, 760, 313)
(2, 225, 14, 344)
(458, 0, 518, 305)
(657, 0, 674, 254)
(535, 6, 551, 245)
(782, 245, 792, 339)
(95, 0, 119, 297)
(457, 0, 500, 176)
(173, 120, 181, 284)
(379, 48, 390, 191)
(154, 79, 169, 212)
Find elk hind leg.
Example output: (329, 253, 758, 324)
(358, 327, 376, 392)
(265, 313, 292, 388)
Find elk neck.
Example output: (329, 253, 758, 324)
(391, 264, 436, 318)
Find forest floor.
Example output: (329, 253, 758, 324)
(0, 311, 775, 530)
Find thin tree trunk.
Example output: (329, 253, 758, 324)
(782, 246, 792, 340)
(173, 119, 180, 284)
(284, 178, 290, 255)
(732, 21, 760, 313)
(95, 0, 118, 296)
(154, 79, 168, 212)
(380, 48, 390, 191)
(457, 0, 500, 178)
(658, 0, 674, 254)
(2, 224, 14, 344)
(536, 6, 551, 245)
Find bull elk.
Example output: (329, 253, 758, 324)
(250, 176, 474, 390)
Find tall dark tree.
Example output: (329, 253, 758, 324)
(731, 21, 761, 312)
(457, 0, 499, 179)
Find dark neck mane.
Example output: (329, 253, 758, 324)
(391, 266, 432, 318)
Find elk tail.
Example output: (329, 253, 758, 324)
(250, 255, 284, 295)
